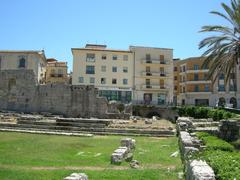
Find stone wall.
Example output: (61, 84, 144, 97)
(0, 70, 109, 118)
(219, 120, 240, 142)
(177, 117, 216, 180)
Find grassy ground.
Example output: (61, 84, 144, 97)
(0, 132, 182, 180)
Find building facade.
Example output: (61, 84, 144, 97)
(0, 50, 47, 83)
(46, 58, 68, 84)
(72, 44, 134, 103)
(174, 57, 240, 108)
(72, 44, 174, 105)
(130, 46, 174, 105)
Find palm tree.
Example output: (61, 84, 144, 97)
(199, 0, 240, 84)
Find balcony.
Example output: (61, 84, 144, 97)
(141, 84, 168, 91)
(50, 74, 64, 78)
(141, 71, 167, 77)
(141, 58, 169, 65)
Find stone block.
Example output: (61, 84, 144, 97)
(64, 173, 88, 180)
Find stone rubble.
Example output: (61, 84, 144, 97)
(130, 160, 140, 169)
(64, 173, 88, 180)
(111, 138, 136, 165)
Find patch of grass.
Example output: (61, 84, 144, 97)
(0, 132, 182, 179)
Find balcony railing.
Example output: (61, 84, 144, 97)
(141, 71, 167, 77)
(141, 84, 167, 90)
(50, 74, 64, 77)
(141, 58, 168, 65)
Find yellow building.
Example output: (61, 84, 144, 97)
(0, 50, 47, 83)
(72, 44, 133, 103)
(174, 57, 240, 108)
(130, 46, 174, 105)
(46, 58, 68, 84)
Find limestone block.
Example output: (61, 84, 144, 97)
(130, 160, 140, 169)
(64, 173, 88, 180)
(186, 160, 215, 180)
(121, 138, 136, 150)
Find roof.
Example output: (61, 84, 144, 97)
(129, 45, 173, 51)
(0, 50, 47, 62)
(71, 48, 132, 53)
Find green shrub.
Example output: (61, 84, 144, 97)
(196, 132, 239, 179)
(197, 132, 234, 151)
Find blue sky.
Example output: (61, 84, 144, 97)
(0, 0, 230, 71)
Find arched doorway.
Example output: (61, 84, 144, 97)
(218, 97, 226, 107)
(230, 97, 237, 108)
(146, 111, 161, 118)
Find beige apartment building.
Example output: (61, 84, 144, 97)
(46, 58, 68, 84)
(174, 57, 240, 108)
(72, 44, 174, 105)
(0, 50, 47, 83)
(130, 46, 174, 105)
(72, 44, 134, 103)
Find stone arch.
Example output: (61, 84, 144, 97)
(230, 97, 237, 108)
(218, 97, 226, 107)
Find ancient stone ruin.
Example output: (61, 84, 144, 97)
(111, 138, 136, 165)
(0, 70, 116, 118)
(64, 173, 88, 180)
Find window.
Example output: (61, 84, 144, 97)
(194, 85, 199, 92)
(90, 77, 95, 84)
(160, 55, 165, 64)
(205, 85, 209, 92)
(194, 73, 199, 80)
(183, 86, 185, 93)
(123, 79, 128, 85)
(160, 79, 164, 88)
(174, 86, 177, 90)
(182, 66, 186, 72)
(58, 69, 63, 77)
(123, 55, 128, 61)
(79, 77, 84, 83)
(194, 64, 199, 70)
(146, 54, 151, 60)
(102, 54, 107, 60)
(101, 78, 106, 84)
(123, 67, 128, 73)
(112, 78, 117, 84)
(112, 55, 117, 60)
(174, 66, 177, 71)
(204, 73, 208, 80)
(101, 65, 106, 72)
(112, 66, 117, 72)
(86, 65, 95, 74)
(218, 84, 225, 91)
(219, 73, 224, 80)
(19, 56, 26, 68)
(86, 53, 95, 62)
(174, 76, 177, 80)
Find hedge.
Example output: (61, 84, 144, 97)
(177, 106, 234, 121)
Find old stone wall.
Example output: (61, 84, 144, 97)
(0, 70, 108, 118)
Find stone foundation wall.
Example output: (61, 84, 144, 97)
(0, 70, 109, 118)
(177, 117, 216, 180)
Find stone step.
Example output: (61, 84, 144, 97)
(56, 118, 112, 125)
(0, 127, 174, 137)
(194, 127, 219, 134)
(17, 120, 107, 128)
(192, 122, 219, 128)
(191, 118, 213, 123)
(0, 123, 174, 137)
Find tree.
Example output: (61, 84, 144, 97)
(199, 0, 240, 84)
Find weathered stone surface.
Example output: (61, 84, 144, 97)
(64, 173, 88, 180)
(120, 138, 136, 150)
(186, 160, 215, 180)
(0, 70, 110, 118)
(125, 152, 133, 162)
(219, 120, 240, 141)
(130, 160, 140, 169)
